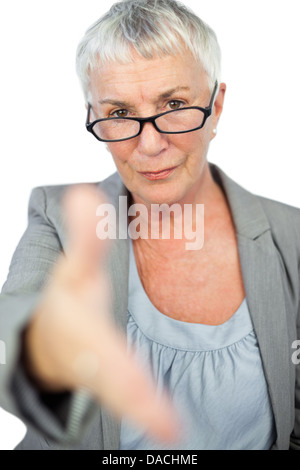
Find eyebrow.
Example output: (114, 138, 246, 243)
(98, 98, 132, 108)
(159, 86, 190, 100)
(98, 86, 191, 107)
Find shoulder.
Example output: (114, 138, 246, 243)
(251, 195, 300, 285)
(211, 163, 300, 244)
(26, 172, 124, 250)
(211, 163, 300, 268)
(28, 172, 123, 220)
(258, 194, 300, 222)
(257, 195, 300, 245)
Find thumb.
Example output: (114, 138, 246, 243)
(63, 184, 110, 277)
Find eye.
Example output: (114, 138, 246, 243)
(168, 100, 184, 111)
(110, 109, 129, 118)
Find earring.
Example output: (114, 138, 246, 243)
(212, 128, 217, 135)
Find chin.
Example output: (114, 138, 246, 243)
(135, 182, 190, 206)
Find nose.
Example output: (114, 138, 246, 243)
(137, 121, 168, 157)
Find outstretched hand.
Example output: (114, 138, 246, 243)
(24, 185, 178, 443)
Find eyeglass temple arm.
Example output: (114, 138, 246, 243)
(86, 103, 92, 127)
(206, 81, 218, 114)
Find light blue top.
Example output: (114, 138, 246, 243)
(119, 241, 276, 450)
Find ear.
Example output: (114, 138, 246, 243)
(211, 82, 226, 139)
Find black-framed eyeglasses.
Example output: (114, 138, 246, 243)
(86, 81, 218, 143)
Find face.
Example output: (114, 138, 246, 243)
(89, 51, 226, 206)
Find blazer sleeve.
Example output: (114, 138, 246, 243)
(0, 187, 98, 446)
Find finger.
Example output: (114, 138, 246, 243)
(81, 325, 180, 444)
(120, 360, 180, 443)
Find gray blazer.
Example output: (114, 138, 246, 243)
(0, 163, 299, 450)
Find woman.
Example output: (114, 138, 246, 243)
(0, 0, 299, 450)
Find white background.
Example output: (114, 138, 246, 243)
(0, 0, 300, 450)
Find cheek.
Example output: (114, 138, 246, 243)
(171, 131, 207, 165)
(106, 141, 139, 188)
(106, 141, 139, 182)
(176, 128, 206, 148)
(107, 141, 134, 163)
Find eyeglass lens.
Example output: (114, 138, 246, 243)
(91, 108, 206, 141)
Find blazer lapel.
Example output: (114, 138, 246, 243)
(213, 164, 292, 449)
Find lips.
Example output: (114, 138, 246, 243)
(138, 166, 177, 181)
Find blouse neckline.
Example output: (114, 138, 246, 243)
(128, 239, 253, 352)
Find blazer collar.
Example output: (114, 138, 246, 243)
(209, 163, 271, 239)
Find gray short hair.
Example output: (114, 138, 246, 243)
(76, 0, 221, 102)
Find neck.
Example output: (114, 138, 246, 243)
(128, 162, 227, 253)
